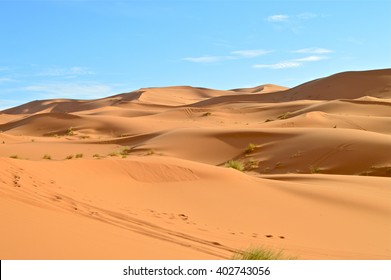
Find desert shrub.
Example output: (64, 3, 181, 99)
(225, 160, 244, 171)
(309, 166, 321, 173)
(245, 143, 257, 154)
(120, 146, 131, 156)
(65, 155, 73, 160)
(245, 158, 259, 170)
(233, 247, 296, 260)
(65, 127, 75, 136)
(43, 154, 51, 160)
(277, 112, 291, 120)
(75, 153, 83, 158)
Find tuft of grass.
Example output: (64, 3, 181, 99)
(93, 154, 100, 158)
(264, 118, 274, 123)
(120, 146, 131, 156)
(245, 158, 259, 170)
(277, 112, 291, 120)
(245, 143, 258, 154)
(146, 149, 155, 156)
(202, 112, 212, 117)
(225, 160, 244, 171)
(109, 152, 119, 157)
(233, 247, 297, 260)
(75, 153, 83, 158)
(42, 154, 52, 160)
(65, 155, 74, 160)
(309, 166, 321, 174)
(10, 155, 19, 159)
(65, 127, 75, 136)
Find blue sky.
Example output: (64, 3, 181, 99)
(0, 0, 390, 109)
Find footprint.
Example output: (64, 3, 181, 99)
(13, 175, 21, 187)
(178, 214, 188, 221)
(265, 235, 273, 238)
(279, 236, 285, 239)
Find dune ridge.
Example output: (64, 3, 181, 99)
(1, 69, 390, 259)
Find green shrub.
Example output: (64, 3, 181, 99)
(245, 143, 257, 154)
(225, 160, 244, 171)
(309, 166, 321, 174)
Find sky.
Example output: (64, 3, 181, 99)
(0, 0, 390, 109)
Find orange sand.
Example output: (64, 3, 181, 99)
(0, 69, 390, 259)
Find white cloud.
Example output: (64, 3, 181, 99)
(291, 48, 333, 54)
(37, 66, 94, 77)
(184, 49, 272, 63)
(0, 77, 14, 83)
(183, 56, 229, 63)
(253, 62, 302, 69)
(292, 55, 327, 62)
(231, 49, 272, 58)
(22, 82, 113, 100)
(267, 14, 289, 22)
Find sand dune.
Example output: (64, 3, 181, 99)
(0, 69, 390, 259)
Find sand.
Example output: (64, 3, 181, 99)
(0, 69, 390, 259)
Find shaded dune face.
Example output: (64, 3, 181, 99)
(0, 69, 390, 260)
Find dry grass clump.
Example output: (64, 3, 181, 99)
(233, 247, 296, 260)
(43, 154, 52, 160)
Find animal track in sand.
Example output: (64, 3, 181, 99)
(178, 214, 188, 221)
(13, 175, 21, 187)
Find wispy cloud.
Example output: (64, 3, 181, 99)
(253, 62, 302, 69)
(0, 77, 14, 83)
(253, 51, 330, 70)
(183, 56, 232, 63)
(291, 48, 333, 54)
(184, 49, 271, 63)
(267, 15, 289, 22)
(292, 55, 327, 62)
(231, 49, 272, 58)
(266, 13, 317, 23)
(37, 66, 94, 77)
(22, 82, 112, 100)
